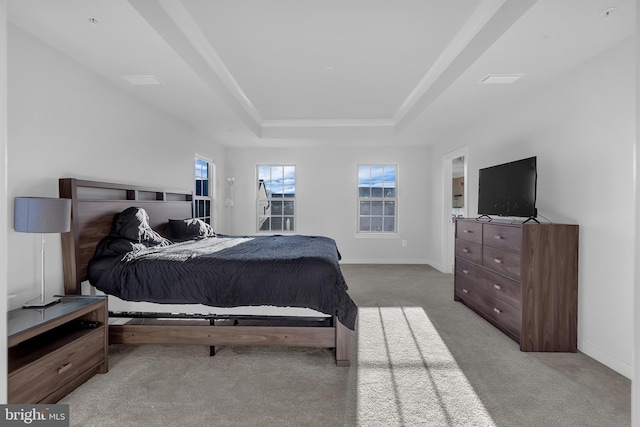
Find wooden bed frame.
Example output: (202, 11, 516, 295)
(59, 178, 351, 366)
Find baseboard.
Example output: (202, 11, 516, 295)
(579, 339, 632, 379)
(339, 259, 429, 265)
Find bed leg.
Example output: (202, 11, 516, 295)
(335, 317, 351, 367)
(209, 318, 216, 357)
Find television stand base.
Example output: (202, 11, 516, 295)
(523, 216, 540, 224)
(476, 214, 492, 221)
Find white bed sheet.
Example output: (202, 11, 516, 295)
(80, 281, 330, 319)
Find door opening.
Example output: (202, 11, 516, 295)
(442, 148, 468, 274)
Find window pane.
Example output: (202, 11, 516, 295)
(371, 166, 384, 186)
(205, 200, 211, 216)
(358, 166, 371, 187)
(271, 201, 283, 215)
(359, 187, 370, 198)
(371, 201, 383, 215)
(359, 217, 370, 232)
(271, 166, 284, 196)
(384, 165, 395, 182)
(384, 188, 396, 198)
(284, 217, 294, 231)
(371, 187, 383, 198)
(284, 201, 294, 215)
(258, 166, 270, 181)
(202, 179, 209, 197)
(258, 199, 270, 216)
(283, 166, 295, 197)
(195, 179, 202, 196)
(259, 217, 270, 231)
(360, 201, 371, 215)
(271, 217, 283, 231)
(384, 217, 395, 232)
(258, 180, 267, 196)
(371, 216, 383, 232)
(384, 201, 395, 215)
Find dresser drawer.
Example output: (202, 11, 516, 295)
(478, 292, 521, 339)
(475, 266, 521, 310)
(8, 328, 105, 403)
(455, 239, 482, 264)
(483, 224, 522, 253)
(456, 220, 482, 243)
(454, 274, 482, 303)
(483, 246, 521, 280)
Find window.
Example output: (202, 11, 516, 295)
(358, 165, 397, 233)
(257, 165, 295, 232)
(195, 157, 212, 224)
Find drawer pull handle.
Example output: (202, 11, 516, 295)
(494, 258, 502, 264)
(493, 307, 502, 314)
(463, 248, 470, 253)
(462, 269, 469, 274)
(462, 289, 469, 294)
(494, 235, 503, 240)
(463, 229, 472, 233)
(58, 363, 73, 375)
(493, 284, 501, 290)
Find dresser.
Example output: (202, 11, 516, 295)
(454, 218, 578, 352)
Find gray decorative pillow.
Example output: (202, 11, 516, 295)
(111, 207, 172, 247)
(168, 218, 216, 241)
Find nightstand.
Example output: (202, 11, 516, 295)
(7, 296, 108, 403)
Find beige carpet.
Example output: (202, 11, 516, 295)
(60, 264, 630, 426)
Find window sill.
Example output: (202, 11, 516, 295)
(354, 233, 400, 239)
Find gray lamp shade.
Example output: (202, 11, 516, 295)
(14, 197, 71, 233)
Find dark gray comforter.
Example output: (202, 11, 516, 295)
(88, 233, 358, 330)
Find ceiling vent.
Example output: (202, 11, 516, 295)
(480, 74, 524, 84)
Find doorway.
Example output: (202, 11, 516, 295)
(442, 147, 468, 273)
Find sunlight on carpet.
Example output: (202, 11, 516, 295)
(356, 307, 496, 426)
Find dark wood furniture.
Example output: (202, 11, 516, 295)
(58, 178, 351, 366)
(454, 218, 578, 352)
(8, 296, 108, 403)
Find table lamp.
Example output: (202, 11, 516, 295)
(14, 197, 71, 308)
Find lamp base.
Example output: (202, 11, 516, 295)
(23, 296, 61, 309)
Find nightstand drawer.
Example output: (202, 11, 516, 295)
(8, 327, 105, 403)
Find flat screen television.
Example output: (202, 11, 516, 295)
(478, 156, 537, 219)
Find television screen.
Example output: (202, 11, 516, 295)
(478, 156, 537, 218)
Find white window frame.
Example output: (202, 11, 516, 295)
(256, 164, 296, 233)
(194, 156, 213, 225)
(357, 164, 398, 235)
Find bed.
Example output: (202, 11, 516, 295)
(59, 178, 357, 366)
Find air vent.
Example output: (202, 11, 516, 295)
(120, 75, 164, 86)
(480, 74, 524, 84)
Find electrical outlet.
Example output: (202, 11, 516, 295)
(402, 240, 407, 247)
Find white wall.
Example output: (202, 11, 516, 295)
(0, 0, 9, 404)
(428, 37, 635, 379)
(225, 146, 431, 263)
(6, 25, 226, 308)
(633, 5, 639, 425)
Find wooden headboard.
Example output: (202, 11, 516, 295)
(59, 178, 193, 295)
